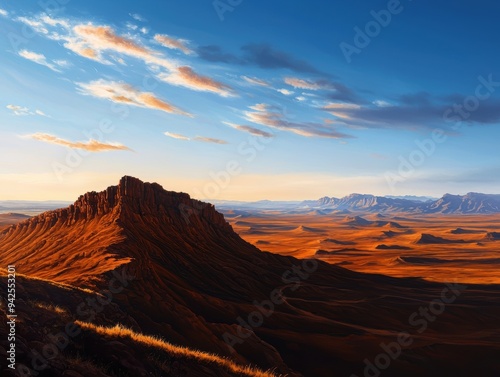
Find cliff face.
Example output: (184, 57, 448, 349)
(2, 176, 229, 232)
(0, 176, 235, 287)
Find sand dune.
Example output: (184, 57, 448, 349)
(450, 227, 485, 234)
(227, 210, 500, 284)
(291, 225, 324, 233)
(321, 238, 356, 245)
(484, 231, 500, 240)
(342, 215, 371, 226)
(375, 244, 412, 250)
(415, 233, 467, 244)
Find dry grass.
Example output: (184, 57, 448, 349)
(0, 269, 96, 294)
(75, 321, 282, 377)
(31, 301, 68, 314)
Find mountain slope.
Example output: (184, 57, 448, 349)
(2, 177, 500, 376)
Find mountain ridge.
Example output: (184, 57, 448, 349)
(2, 176, 500, 376)
(299, 192, 500, 214)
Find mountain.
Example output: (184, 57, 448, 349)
(385, 195, 437, 202)
(425, 192, 500, 214)
(0, 200, 71, 215)
(300, 193, 500, 214)
(1, 177, 500, 376)
(301, 194, 424, 213)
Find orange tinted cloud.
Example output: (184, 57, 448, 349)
(77, 79, 192, 116)
(322, 102, 361, 119)
(28, 133, 131, 152)
(74, 24, 149, 55)
(244, 103, 352, 139)
(154, 34, 193, 54)
(164, 132, 190, 140)
(194, 136, 228, 144)
(284, 77, 330, 90)
(242, 76, 270, 87)
(159, 66, 233, 97)
(224, 122, 274, 138)
(67, 23, 177, 69)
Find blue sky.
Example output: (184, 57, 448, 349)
(1, 0, 499, 200)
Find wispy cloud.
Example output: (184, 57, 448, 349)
(0, 8, 8, 17)
(18, 50, 61, 72)
(322, 102, 361, 119)
(277, 88, 294, 96)
(159, 66, 233, 97)
(322, 94, 500, 131)
(34, 110, 50, 117)
(242, 76, 270, 87)
(164, 132, 190, 140)
(28, 133, 131, 152)
(284, 77, 330, 90)
(224, 122, 274, 138)
(284, 77, 358, 103)
(7, 105, 49, 117)
(194, 136, 228, 144)
(244, 103, 353, 139)
(69, 23, 168, 66)
(154, 34, 193, 55)
(373, 100, 392, 107)
(16, 16, 49, 34)
(7, 105, 30, 116)
(77, 79, 192, 116)
(129, 13, 146, 22)
(14, 15, 235, 97)
(126, 22, 138, 31)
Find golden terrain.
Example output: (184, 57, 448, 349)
(226, 212, 500, 284)
(1, 178, 500, 376)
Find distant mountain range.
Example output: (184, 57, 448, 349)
(216, 193, 500, 214)
(4, 193, 500, 216)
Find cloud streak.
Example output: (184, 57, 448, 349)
(154, 34, 193, 55)
(224, 122, 274, 138)
(194, 136, 228, 144)
(18, 50, 60, 72)
(7, 105, 49, 117)
(16, 16, 233, 97)
(159, 66, 233, 97)
(242, 76, 270, 87)
(164, 132, 190, 140)
(28, 133, 131, 152)
(77, 79, 192, 116)
(245, 104, 353, 139)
